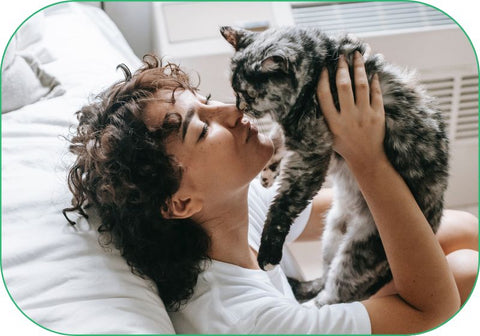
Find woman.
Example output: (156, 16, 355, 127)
(64, 54, 478, 334)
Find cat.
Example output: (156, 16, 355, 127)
(260, 124, 286, 188)
(220, 26, 449, 306)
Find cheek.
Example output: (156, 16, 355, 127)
(196, 132, 240, 172)
(196, 131, 274, 186)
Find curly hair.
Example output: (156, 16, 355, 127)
(63, 55, 211, 311)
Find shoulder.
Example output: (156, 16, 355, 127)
(169, 260, 293, 333)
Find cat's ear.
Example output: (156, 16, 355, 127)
(220, 26, 255, 51)
(261, 55, 289, 73)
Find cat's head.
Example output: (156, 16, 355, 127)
(220, 26, 315, 122)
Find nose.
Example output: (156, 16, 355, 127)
(207, 103, 244, 128)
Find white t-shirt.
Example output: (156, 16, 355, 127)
(169, 179, 371, 334)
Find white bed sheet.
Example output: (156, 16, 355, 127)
(2, 3, 175, 334)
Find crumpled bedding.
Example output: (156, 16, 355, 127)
(2, 3, 175, 334)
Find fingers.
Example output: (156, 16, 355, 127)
(353, 51, 370, 109)
(336, 54, 355, 113)
(370, 73, 385, 115)
(317, 52, 384, 125)
(316, 68, 338, 123)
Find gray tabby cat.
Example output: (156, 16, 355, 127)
(220, 26, 449, 306)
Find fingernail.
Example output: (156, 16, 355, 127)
(355, 50, 362, 59)
(338, 54, 345, 63)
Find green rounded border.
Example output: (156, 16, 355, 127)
(0, 1, 478, 335)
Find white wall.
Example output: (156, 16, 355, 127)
(103, 2, 153, 58)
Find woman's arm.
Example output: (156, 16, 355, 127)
(317, 52, 460, 334)
(354, 157, 459, 333)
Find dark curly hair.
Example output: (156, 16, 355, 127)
(63, 55, 211, 311)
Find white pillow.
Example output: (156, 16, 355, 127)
(15, 11, 55, 63)
(2, 96, 176, 334)
(2, 3, 176, 333)
(1, 38, 64, 113)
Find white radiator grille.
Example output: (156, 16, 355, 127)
(421, 77, 455, 130)
(421, 75, 478, 141)
(291, 1, 455, 35)
(457, 75, 479, 140)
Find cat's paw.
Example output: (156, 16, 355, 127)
(257, 243, 283, 271)
(314, 290, 337, 308)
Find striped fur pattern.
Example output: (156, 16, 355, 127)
(260, 124, 287, 188)
(220, 26, 449, 306)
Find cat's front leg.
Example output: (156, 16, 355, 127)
(257, 149, 332, 270)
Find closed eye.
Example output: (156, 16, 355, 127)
(197, 122, 209, 142)
(197, 94, 211, 142)
(205, 93, 212, 105)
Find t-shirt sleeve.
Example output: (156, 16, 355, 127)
(244, 299, 371, 334)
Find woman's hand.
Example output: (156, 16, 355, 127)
(316, 51, 386, 169)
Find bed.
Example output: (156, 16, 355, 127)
(2, 3, 176, 333)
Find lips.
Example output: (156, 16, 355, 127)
(245, 119, 258, 143)
(245, 120, 251, 143)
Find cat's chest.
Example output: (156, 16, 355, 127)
(281, 117, 333, 151)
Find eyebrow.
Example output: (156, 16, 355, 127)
(181, 107, 195, 142)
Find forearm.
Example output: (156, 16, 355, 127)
(349, 156, 460, 315)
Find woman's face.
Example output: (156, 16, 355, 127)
(144, 89, 274, 218)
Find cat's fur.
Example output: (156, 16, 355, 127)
(260, 124, 286, 188)
(220, 26, 449, 306)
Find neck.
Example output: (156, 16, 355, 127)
(193, 186, 260, 270)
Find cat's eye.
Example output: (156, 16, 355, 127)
(235, 94, 242, 110)
(247, 88, 258, 99)
(242, 92, 255, 105)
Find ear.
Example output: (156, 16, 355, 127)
(161, 196, 203, 219)
(260, 55, 289, 73)
(220, 26, 255, 51)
